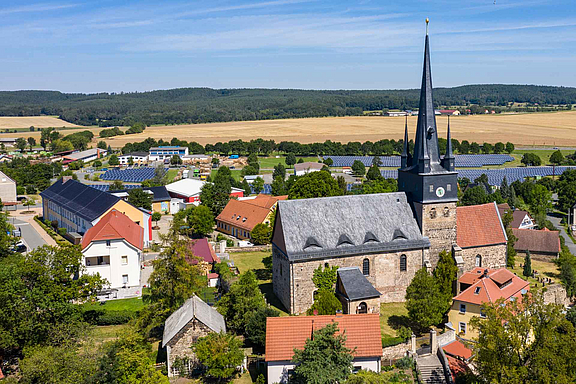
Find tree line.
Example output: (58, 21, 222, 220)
(0, 85, 575, 126)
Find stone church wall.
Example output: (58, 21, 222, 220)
(167, 319, 213, 376)
(415, 201, 457, 268)
(460, 244, 506, 272)
(274, 248, 425, 315)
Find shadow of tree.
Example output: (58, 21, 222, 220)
(388, 315, 419, 334)
(259, 282, 287, 313)
(254, 255, 273, 281)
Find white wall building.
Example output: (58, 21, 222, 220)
(293, 161, 324, 176)
(118, 151, 149, 166)
(149, 146, 189, 161)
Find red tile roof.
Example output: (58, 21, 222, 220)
(265, 314, 381, 362)
(457, 203, 507, 248)
(187, 238, 220, 265)
(216, 195, 282, 232)
(208, 272, 219, 279)
(446, 355, 469, 380)
(442, 339, 472, 360)
(454, 268, 529, 306)
(512, 228, 560, 254)
(81, 209, 143, 250)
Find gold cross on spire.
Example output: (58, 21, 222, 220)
(426, 18, 429, 35)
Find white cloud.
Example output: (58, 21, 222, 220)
(0, 2, 79, 15)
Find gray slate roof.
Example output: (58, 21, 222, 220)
(274, 192, 430, 261)
(162, 295, 226, 347)
(337, 267, 381, 301)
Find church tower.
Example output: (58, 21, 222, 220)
(398, 20, 458, 268)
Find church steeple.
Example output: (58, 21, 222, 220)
(401, 115, 409, 168)
(442, 115, 455, 171)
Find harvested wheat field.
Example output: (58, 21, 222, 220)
(0, 116, 81, 129)
(101, 112, 576, 147)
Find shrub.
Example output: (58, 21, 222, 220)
(58, 227, 67, 236)
(395, 356, 414, 369)
(82, 308, 137, 325)
(25, 185, 36, 194)
(381, 335, 404, 348)
(17, 186, 26, 195)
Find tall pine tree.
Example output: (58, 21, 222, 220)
(523, 251, 532, 278)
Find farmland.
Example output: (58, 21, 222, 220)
(3, 111, 576, 148)
(0, 116, 81, 129)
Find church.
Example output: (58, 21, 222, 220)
(271, 25, 508, 315)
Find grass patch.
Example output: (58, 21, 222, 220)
(165, 168, 178, 182)
(211, 169, 243, 181)
(380, 302, 409, 338)
(513, 149, 574, 165)
(258, 155, 318, 169)
(90, 324, 129, 341)
(81, 296, 145, 313)
(510, 258, 561, 287)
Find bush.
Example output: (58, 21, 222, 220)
(25, 185, 36, 194)
(17, 186, 26, 195)
(82, 308, 137, 325)
(381, 335, 404, 348)
(58, 227, 67, 236)
(395, 356, 414, 369)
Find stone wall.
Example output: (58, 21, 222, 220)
(347, 296, 381, 315)
(167, 319, 213, 376)
(382, 341, 410, 361)
(415, 202, 457, 268)
(542, 284, 570, 307)
(460, 244, 506, 272)
(274, 248, 425, 314)
(516, 250, 559, 262)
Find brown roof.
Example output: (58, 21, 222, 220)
(265, 314, 381, 362)
(497, 203, 533, 229)
(187, 238, 220, 264)
(81, 209, 143, 250)
(457, 203, 507, 248)
(216, 195, 282, 232)
(294, 162, 324, 172)
(454, 268, 529, 306)
(512, 228, 560, 254)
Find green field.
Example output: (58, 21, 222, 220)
(164, 168, 178, 182)
(211, 168, 243, 181)
(81, 296, 145, 313)
(510, 259, 560, 287)
(258, 155, 319, 169)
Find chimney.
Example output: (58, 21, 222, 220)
(483, 269, 489, 278)
(335, 309, 343, 317)
(62, 176, 72, 183)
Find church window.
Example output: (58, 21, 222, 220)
(443, 207, 450, 217)
(476, 255, 482, 267)
(447, 184, 452, 191)
(400, 255, 407, 272)
(430, 208, 437, 219)
(429, 185, 434, 192)
(362, 259, 370, 276)
(280, 264, 282, 276)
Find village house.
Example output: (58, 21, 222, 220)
(216, 194, 286, 240)
(497, 203, 536, 229)
(186, 238, 220, 274)
(166, 178, 244, 212)
(265, 314, 382, 384)
(448, 268, 529, 340)
(0, 170, 17, 206)
(118, 151, 149, 166)
(62, 148, 107, 164)
(162, 295, 226, 377)
(40, 178, 152, 247)
(81, 209, 143, 289)
(512, 228, 561, 260)
(293, 161, 324, 176)
(110, 186, 171, 213)
(149, 146, 189, 161)
(438, 109, 460, 116)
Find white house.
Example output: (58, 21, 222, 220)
(166, 178, 244, 212)
(293, 162, 324, 176)
(81, 209, 143, 289)
(149, 146, 189, 161)
(63, 148, 107, 163)
(118, 151, 149, 166)
(265, 314, 382, 383)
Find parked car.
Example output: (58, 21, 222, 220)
(13, 241, 27, 253)
(238, 240, 254, 247)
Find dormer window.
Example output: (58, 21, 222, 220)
(304, 236, 322, 250)
(474, 287, 481, 295)
(363, 231, 379, 244)
(392, 229, 407, 241)
(337, 234, 354, 247)
(242, 217, 247, 222)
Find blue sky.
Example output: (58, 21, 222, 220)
(1, 0, 575, 92)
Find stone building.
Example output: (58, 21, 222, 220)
(162, 295, 226, 377)
(271, 26, 508, 315)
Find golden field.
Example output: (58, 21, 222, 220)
(3, 111, 576, 147)
(0, 116, 81, 129)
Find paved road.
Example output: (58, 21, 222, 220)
(11, 217, 47, 251)
(547, 213, 576, 255)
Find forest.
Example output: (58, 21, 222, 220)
(0, 85, 575, 126)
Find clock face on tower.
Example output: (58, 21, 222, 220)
(436, 186, 445, 198)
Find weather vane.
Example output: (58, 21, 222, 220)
(426, 18, 429, 35)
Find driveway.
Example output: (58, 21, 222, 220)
(547, 213, 576, 255)
(10, 217, 47, 251)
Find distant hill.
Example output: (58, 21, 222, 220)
(0, 85, 575, 127)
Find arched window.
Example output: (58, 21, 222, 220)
(443, 207, 450, 217)
(357, 302, 368, 314)
(430, 208, 437, 219)
(400, 254, 407, 272)
(362, 258, 370, 276)
(476, 255, 482, 267)
(324, 262, 329, 269)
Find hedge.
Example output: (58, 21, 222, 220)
(82, 308, 137, 325)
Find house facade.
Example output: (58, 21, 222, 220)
(149, 146, 189, 161)
(118, 152, 149, 166)
(81, 210, 143, 289)
(0, 171, 17, 204)
(266, 314, 382, 384)
(162, 296, 226, 377)
(448, 268, 529, 340)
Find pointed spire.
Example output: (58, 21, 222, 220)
(401, 115, 409, 168)
(442, 115, 455, 171)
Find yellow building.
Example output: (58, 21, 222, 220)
(448, 267, 529, 340)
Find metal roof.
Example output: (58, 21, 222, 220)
(337, 267, 381, 301)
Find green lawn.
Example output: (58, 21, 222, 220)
(510, 258, 560, 287)
(512, 149, 574, 166)
(380, 302, 409, 338)
(81, 296, 145, 313)
(165, 168, 178, 182)
(258, 156, 319, 169)
(211, 168, 243, 181)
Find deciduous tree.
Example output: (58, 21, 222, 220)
(251, 223, 271, 245)
(188, 205, 214, 237)
(127, 188, 152, 210)
(405, 268, 445, 332)
(194, 332, 244, 381)
(288, 171, 342, 199)
(245, 307, 280, 349)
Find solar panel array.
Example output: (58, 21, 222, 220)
(89, 184, 142, 192)
(323, 154, 514, 168)
(380, 167, 576, 185)
(99, 167, 167, 182)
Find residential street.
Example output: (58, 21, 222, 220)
(8, 208, 56, 251)
(547, 212, 576, 255)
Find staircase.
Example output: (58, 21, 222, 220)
(416, 354, 448, 384)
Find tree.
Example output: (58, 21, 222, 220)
(470, 290, 576, 384)
(201, 166, 233, 216)
(351, 160, 366, 176)
(247, 153, 260, 172)
(500, 176, 510, 200)
(505, 142, 515, 154)
(127, 188, 152, 210)
(128, 156, 134, 166)
(271, 175, 287, 196)
(461, 185, 488, 206)
(528, 184, 552, 217)
(433, 250, 458, 313)
(241, 165, 259, 177)
(550, 150, 565, 165)
(23, 197, 36, 210)
(521, 153, 541, 166)
(291, 322, 354, 384)
(170, 154, 182, 165)
(307, 290, 342, 316)
(523, 251, 532, 277)
(108, 180, 124, 191)
(405, 268, 445, 331)
(252, 176, 265, 194)
(365, 164, 382, 181)
(97, 140, 107, 150)
(501, 209, 517, 268)
(251, 223, 271, 245)
(27, 137, 36, 151)
(470, 142, 481, 154)
(297, 158, 304, 164)
(273, 163, 286, 180)
(245, 306, 280, 349)
(557, 169, 576, 212)
(216, 270, 266, 333)
(241, 179, 251, 196)
(324, 157, 333, 166)
(288, 171, 342, 199)
(151, 212, 162, 228)
(108, 154, 120, 166)
(482, 142, 493, 154)
(93, 160, 102, 167)
(285, 153, 296, 167)
(0, 245, 105, 357)
(15, 137, 27, 152)
(194, 332, 244, 380)
(494, 142, 505, 154)
(189, 205, 214, 237)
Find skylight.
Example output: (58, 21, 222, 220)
(474, 287, 481, 295)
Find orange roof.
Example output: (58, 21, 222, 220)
(244, 194, 287, 209)
(216, 197, 277, 232)
(457, 203, 507, 248)
(81, 209, 143, 250)
(442, 339, 472, 360)
(446, 355, 469, 380)
(454, 268, 529, 306)
(265, 314, 381, 362)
